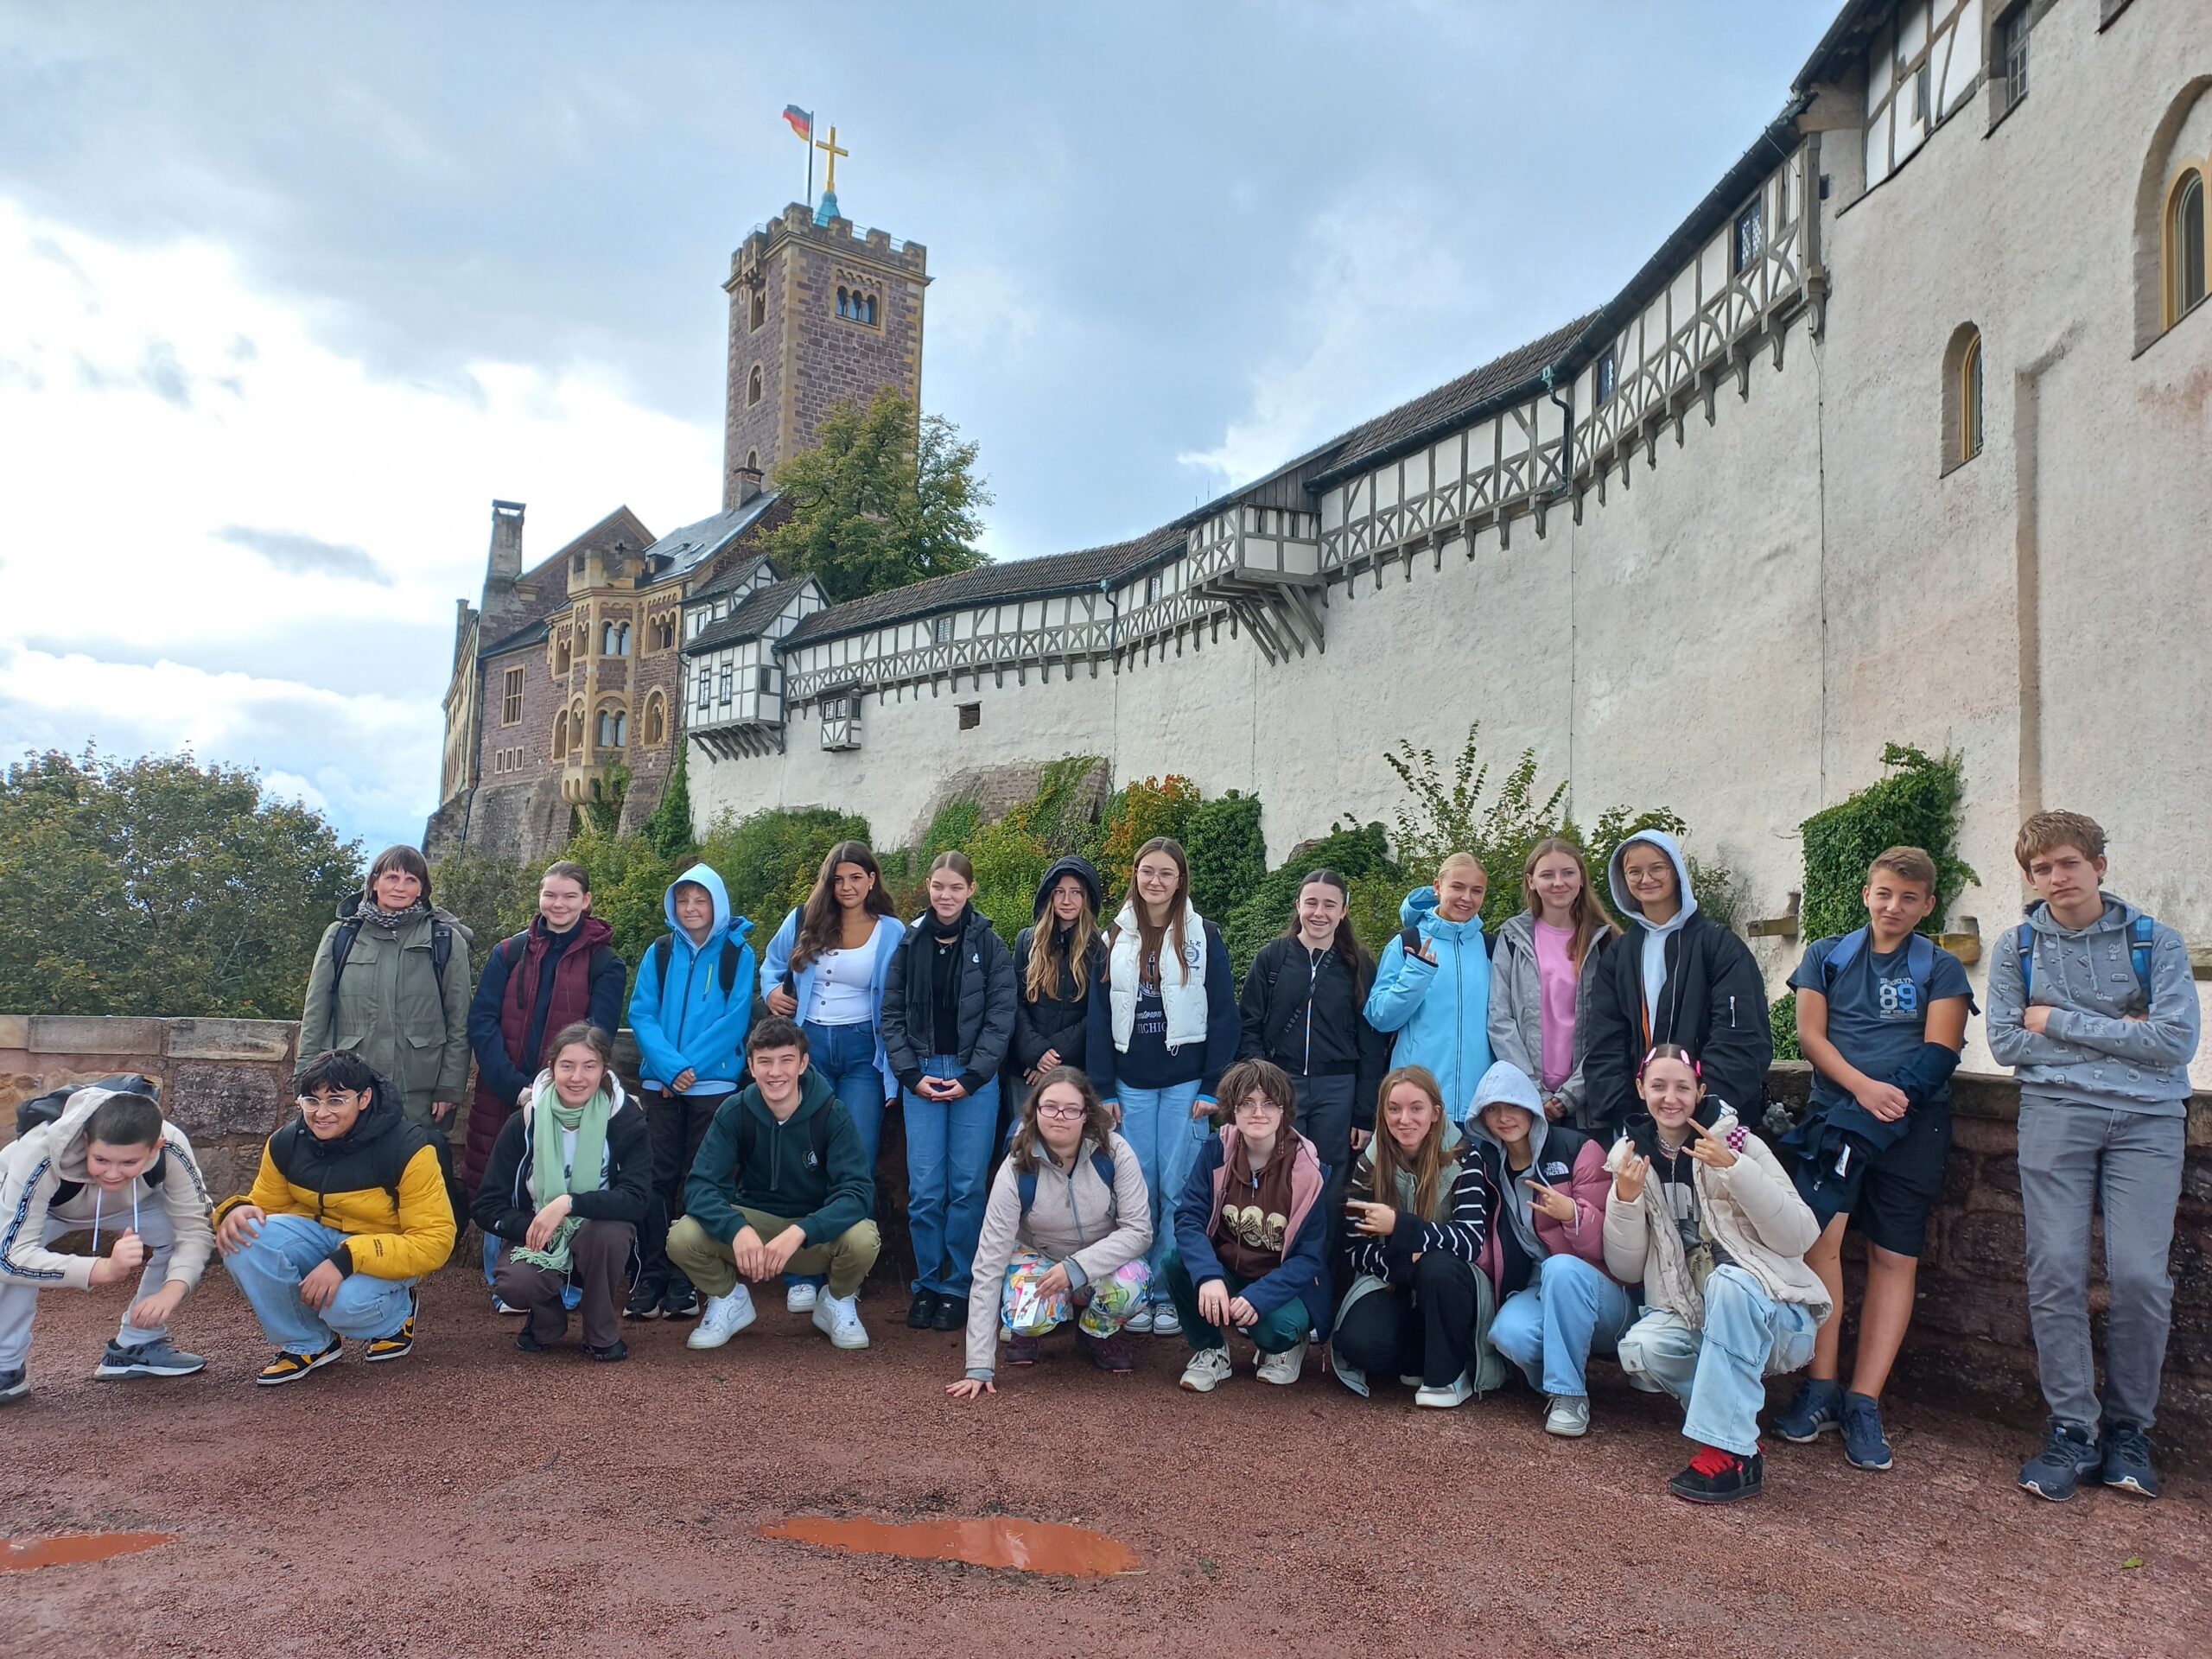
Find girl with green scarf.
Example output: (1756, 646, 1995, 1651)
(471, 1023, 653, 1360)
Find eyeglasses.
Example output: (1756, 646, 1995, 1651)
(1034, 1103, 1087, 1121)
(298, 1092, 359, 1111)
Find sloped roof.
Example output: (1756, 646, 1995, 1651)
(687, 550, 774, 603)
(639, 494, 781, 586)
(518, 505, 655, 586)
(480, 616, 552, 660)
(781, 522, 1187, 647)
(683, 575, 817, 654)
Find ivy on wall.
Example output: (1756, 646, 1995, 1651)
(1797, 744, 1975, 944)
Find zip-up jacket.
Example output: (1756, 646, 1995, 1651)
(471, 1072, 653, 1243)
(0, 1084, 215, 1292)
(683, 1068, 874, 1247)
(1172, 1125, 1330, 1336)
(213, 1071, 455, 1281)
(1009, 855, 1109, 1081)
(1486, 912, 1613, 1132)
(463, 913, 625, 1192)
(1239, 935, 1391, 1127)
(629, 864, 757, 1094)
(299, 893, 474, 1120)
(963, 1129, 1151, 1378)
(1463, 1061, 1610, 1297)
(1363, 886, 1495, 1122)
(880, 905, 1018, 1096)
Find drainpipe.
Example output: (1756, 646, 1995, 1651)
(1543, 365, 1575, 494)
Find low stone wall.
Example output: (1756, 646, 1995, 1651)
(5, 1015, 2204, 1453)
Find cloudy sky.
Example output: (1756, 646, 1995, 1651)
(0, 0, 1833, 854)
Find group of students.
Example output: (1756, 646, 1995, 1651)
(0, 809, 2196, 1509)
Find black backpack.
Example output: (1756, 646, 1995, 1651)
(14, 1072, 161, 1141)
(651, 933, 746, 998)
(328, 914, 457, 1028)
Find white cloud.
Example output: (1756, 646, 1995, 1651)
(0, 194, 723, 846)
(1175, 191, 1478, 487)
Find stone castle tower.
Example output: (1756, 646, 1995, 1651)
(721, 200, 930, 508)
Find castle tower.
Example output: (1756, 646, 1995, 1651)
(721, 201, 929, 509)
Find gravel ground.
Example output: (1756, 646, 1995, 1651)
(4, 1260, 2208, 1658)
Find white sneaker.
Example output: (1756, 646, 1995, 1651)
(811, 1291, 869, 1350)
(786, 1282, 819, 1314)
(688, 1287, 757, 1350)
(1255, 1338, 1308, 1387)
(1545, 1395, 1591, 1437)
(1414, 1371, 1475, 1408)
(1179, 1347, 1233, 1393)
(1124, 1305, 1155, 1335)
(1149, 1304, 1181, 1338)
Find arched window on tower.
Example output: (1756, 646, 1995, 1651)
(748, 287, 766, 332)
(596, 709, 627, 748)
(643, 693, 665, 747)
(2167, 169, 2207, 328)
(1942, 323, 1983, 474)
(616, 622, 631, 658)
(555, 632, 572, 676)
(569, 707, 585, 753)
(836, 286, 851, 319)
(747, 365, 764, 406)
(746, 448, 760, 474)
(862, 293, 878, 326)
(552, 712, 568, 760)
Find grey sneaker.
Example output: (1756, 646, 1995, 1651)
(1179, 1347, 1233, 1393)
(94, 1338, 207, 1379)
(1544, 1395, 1591, 1437)
(0, 1366, 26, 1402)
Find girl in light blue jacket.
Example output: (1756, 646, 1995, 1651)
(1363, 854, 1495, 1124)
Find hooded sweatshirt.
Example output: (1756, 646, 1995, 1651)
(1985, 893, 2200, 1118)
(683, 1067, 875, 1246)
(1487, 911, 1613, 1131)
(1010, 855, 1108, 1078)
(0, 1084, 216, 1293)
(1362, 885, 1494, 1122)
(1581, 831, 1770, 1139)
(1461, 1059, 1610, 1296)
(630, 863, 758, 1095)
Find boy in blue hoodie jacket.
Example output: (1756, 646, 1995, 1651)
(626, 864, 756, 1321)
(1987, 810, 2200, 1504)
(1363, 855, 1494, 1124)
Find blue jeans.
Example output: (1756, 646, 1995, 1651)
(1117, 1079, 1206, 1300)
(1489, 1252, 1635, 1398)
(1617, 1265, 1820, 1457)
(223, 1213, 416, 1353)
(904, 1058, 1000, 1296)
(790, 1020, 888, 1291)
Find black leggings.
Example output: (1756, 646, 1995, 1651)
(639, 1090, 726, 1289)
(1332, 1252, 1481, 1389)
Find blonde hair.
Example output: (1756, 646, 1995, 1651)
(1519, 836, 1617, 967)
(1867, 845, 1938, 892)
(1438, 851, 1485, 882)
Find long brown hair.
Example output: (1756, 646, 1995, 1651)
(1520, 836, 1616, 967)
(1363, 1065, 1451, 1218)
(1278, 867, 1372, 999)
(1025, 868, 1102, 1006)
(1122, 836, 1192, 988)
(791, 840, 893, 970)
(1007, 1067, 1117, 1173)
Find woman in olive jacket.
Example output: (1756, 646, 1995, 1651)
(299, 845, 474, 1128)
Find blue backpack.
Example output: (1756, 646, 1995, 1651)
(2015, 917, 2156, 1009)
(1015, 1147, 1119, 1218)
(1820, 926, 1936, 1007)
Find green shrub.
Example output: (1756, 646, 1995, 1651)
(1220, 819, 1401, 978)
(696, 804, 873, 939)
(1770, 991, 1801, 1062)
(640, 743, 696, 861)
(1185, 791, 1267, 921)
(1797, 744, 1974, 944)
(1096, 774, 1200, 904)
(557, 824, 681, 969)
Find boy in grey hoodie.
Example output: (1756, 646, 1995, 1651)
(1986, 810, 2200, 1503)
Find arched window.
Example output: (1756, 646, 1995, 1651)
(863, 294, 878, 326)
(569, 706, 585, 753)
(746, 448, 760, 473)
(616, 622, 631, 657)
(596, 709, 627, 748)
(554, 633, 572, 676)
(643, 693, 665, 747)
(748, 288, 766, 332)
(552, 714, 567, 760)
(836, 286, 850, 319)
(1942, 323, 1983, 474)
(2167, 169, 2207, 327)
(747, 365, 764, 406)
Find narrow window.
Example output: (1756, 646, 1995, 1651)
(747, 365, 764, 406)
(1594, 347, 1618, 404)
(1914, 61, 1931, 124)
(719, 663, 734, 705)
(958, 702, 981, 731)
(1959, 332, 1982, 461)
(612, 712, 626, 747)
(618, 622, 631, 657)
(932, 614, 953, 645)
(1144, 572, 1162, 605)
(748, 288, 766, 332)
(2168, 170, 2207, 327)
(696, 670, 711, 711)
(863, 294, 878, 326)
(1995, 4, 2029, 115)
(501, 666, 524, 725)
(836, 286, 849, 319)
(1732, 198, 1764, 275)
(757, 664, 772, 695)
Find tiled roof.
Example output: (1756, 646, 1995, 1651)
(683, 576, 817, 654)
(639, 495, 780, 586)
(480, 617, 551, 659)
(687, 550, 774, 603)
(518, 505, 655, 585)
(781, 522, 1187, 647)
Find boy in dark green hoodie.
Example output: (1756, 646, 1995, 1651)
(666, 1018, 880, 1351)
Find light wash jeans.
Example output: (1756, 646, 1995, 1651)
(0, 1207, 181, 1370)
(1116, 1079, 1205, 1300)
(223, 1213, 416, 1354)
(904, 1058, 1000, 1297)
(1616, 1264, 1819, 1458)
(1488, 1251, 1636, 1399)
(791, 1020, 887, 1293)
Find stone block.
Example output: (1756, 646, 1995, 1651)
(168, 1019, 297, 1064)
(1949, 1112, 2019, 1156)
(168, 1062, 287, 1140)
(188, 1141, 259, 1201)
(1945, 1210, 2029, 1283)
(28, 1015, 168, 1056)
(1941, 1149, 1976, 1206)
(0, 1014, 27, 1049)
(1980, 1153, 2019, 1198)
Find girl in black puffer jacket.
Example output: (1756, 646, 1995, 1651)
(1007, 856, 1109, 1103)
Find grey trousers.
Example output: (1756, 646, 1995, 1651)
(2017, 1099, 2185, 1432)
(0, 1207, 181, 1370)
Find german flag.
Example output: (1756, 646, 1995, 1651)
(782, 105, 813, 141)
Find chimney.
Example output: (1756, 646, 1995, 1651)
(730, 465, 764, 506)
(487, 499, 526, 584)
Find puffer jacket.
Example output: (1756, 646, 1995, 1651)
(1486, 912, 1613, 1132)
(1463, 1060, 1610, 1297)
(1601, 1101, 1827, 1330)
(1009, 855, 1109, 1080)
(0, 1083, 215, 1292)
(298, 893, 474, 1122)
(881, 903, 1018, 1095)
(214, 1070, 455, 1281)
(963, 1129, 1151, 1378)
(1362, 886, 1494, 1122)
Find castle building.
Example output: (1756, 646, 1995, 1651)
(434, 0, 2212, 1044)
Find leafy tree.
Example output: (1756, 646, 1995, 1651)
(430, 846, 541, 965)
(1185, 791, 1267, 923)
(762, 387, 992, 603)
(640, 743, 696, 862)
(1096, 775, 1201, 905)
(696, 804, 873, 938)
(0, 748, 361, 1020)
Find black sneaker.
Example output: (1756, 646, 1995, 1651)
(256, 1336, 342, 1387)
(1669, 1444, 1764, 1504)
(658, 1282, 701, 1320)
(624, 1279, 666, 1321)
(365, 1289, 419, 1363)
(906, 1290, 939, 1329)
(930, 1293, 964, 1332)
(584, 1339, 628, 1363)
(2101, 1421, 2158, 1499)
(2018, 1420, 2102, 1502)
(515, 1329, 550, 1354)
(0, 1366, 28, 1403)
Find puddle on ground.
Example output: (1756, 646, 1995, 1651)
(757, 1513, 1141, 1577)
(3, 1532, 177, 1573)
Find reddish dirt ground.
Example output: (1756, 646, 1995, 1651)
(4, 1262, 2209, 1659)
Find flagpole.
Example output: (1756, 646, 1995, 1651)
(806, 116, 815, 212)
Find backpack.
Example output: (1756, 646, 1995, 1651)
(328, 914, 455, 1029)
(2015, 917, 2157, 1009)
(1015, 1147, 1119, 1218)
(1821, 926, 1936, 1007)
(382, 1124, 467, 1238)
(14, 1073, 161, 1141)
(652, 933, 745, 999)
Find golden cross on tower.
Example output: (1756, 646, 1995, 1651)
(814, 125, 849, 194)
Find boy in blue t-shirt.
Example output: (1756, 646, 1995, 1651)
(1774, 846, 1972, 1472)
